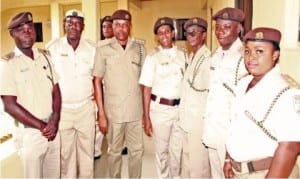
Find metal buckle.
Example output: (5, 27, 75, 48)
(247, 161, 255, 173)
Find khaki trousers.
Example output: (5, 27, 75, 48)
(208, 147, 225, 178)
(181, 130, 211, 178)
(15, 128, 60, 178)
(150, 102, 182, 178)
(59, 100, 95, 178)
(107, 120, 144, 178)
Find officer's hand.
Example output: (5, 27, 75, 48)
(143, 115, 153, 137)
(98, 113, 108, 135)
(42, 116, 59, 141)
(223, 160, 234, 179)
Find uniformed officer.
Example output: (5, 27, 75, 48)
(100, 15, 114, 40)
(94, 15, 113, 161)
(0, 12, 61, 178)
(46, 9, 96, 178)
(139, 17, 187, 178)
(202, 7, 249, 178)
(93, 9, 146, 178)
(177, 17, 211, 178)
(224, 27, 300, 178)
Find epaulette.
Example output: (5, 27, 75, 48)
(177, 46, 187, 53)
(97, 39, 111, 47)
(132, 37, 145, 45)
(2, 52, 15, 61)
(45, 38, 60, 49)
(38, 48, 51, 56)
(85, 39, 97, 47)
(281, 74, 300, 89)
(238, 46, 244, 56)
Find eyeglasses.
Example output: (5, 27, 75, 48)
(184, 30, 204, 37)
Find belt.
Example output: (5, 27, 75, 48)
(151, 94, 180, 106)
(231, 157, 272, 174)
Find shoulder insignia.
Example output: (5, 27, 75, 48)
(294, 95, 300, 113)
(2, 52, 15, 61)
(281, 74, 300, 89)
(132, 37, 145, 45)
(177, 46, 187, 53)
(238, 46, 244, 55)
(38, 48, 51, 56)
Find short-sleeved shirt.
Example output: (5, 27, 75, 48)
(139, 45, 186, 99)
(178, 45, 211, 132)
(46, 37, 96, 107)
(203, 39, 248, 149)
(226, 65, 300, 162)
(0, 47, 58, 123)
(93, 37, 146, 123)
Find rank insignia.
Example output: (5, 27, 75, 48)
(294, 95, 300, 113)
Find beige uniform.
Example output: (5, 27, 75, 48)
(0, 47, 60, 178)
(93, 37, 146, 178)
(177, 45, 211, 178)
(139, 45, 186, 178)
(202, 39, 248, 178)
(46, 37, 96, 178)
(227, 65, 300, 178)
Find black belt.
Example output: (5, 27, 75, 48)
(151, 94, 180, 106)
(231, 157, 272, 173)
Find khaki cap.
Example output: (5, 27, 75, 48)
(213, 7, 245, 22)
(8, 12, 33, 29)
(243, 27, 281, 44)
(111, 9, 131, 21)
(153, 17, 174, 34)
(184, 17, 207, 31)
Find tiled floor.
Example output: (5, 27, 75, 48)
(94, 136, 157, 178)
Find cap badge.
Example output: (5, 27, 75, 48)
(255, 32, 264, 39)
(28, 14, 32, 21)
(160, 19, 165, 24)
(221, 12, 229, 19)
(193, 19, 198, 23)
(125, 14, 130, 20)
(72, 11, 78, 17)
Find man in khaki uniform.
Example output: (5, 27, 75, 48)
(177, 17, 211, 178)
(202, 7, 248, 178)
(93, 9, 145, 178)
(0, 12, 61, 178)
(46, 9, 96, 178)
(139, 17, 187, 178)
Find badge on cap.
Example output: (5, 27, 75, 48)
(294, 95, 300, 113)
(125, 14, 130, 20)
(28, 14, 32, 21)
(72, 11, 78, 17)
(221, 12, 229, 19)
(193, 18, 198, 23)
(255, 32, 264, 39)
(160, 19, 165, 24)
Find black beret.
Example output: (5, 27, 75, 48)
(153, 17, 174, 34)
(213, 7, 245, 23)
(184, 17, 207, 31)
(111, 9, 131, 21)
(243, 27, 281, 44)
(8, 12, 33, 30)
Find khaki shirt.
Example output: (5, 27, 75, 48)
(46, 37, 96, 108)
(0, 47, 58, 123)
(203, 39, 248, 149)
(139, 45, 187, 99)
(178, 45, 211, 132)
(93, 37, 146, 123)
(227, 65, 300, 161)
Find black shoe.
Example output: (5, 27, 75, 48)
(121, 147, 128, 155)
(94, 155, 101, 160)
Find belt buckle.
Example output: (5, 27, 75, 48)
(247, 161, 255, 173)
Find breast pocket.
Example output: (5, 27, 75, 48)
(15, 69, 33, 100)
(79, 58, 93, 76)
